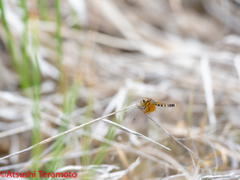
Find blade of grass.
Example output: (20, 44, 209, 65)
(0, 0, 18, 69)
(20, 0, 31, 92)
(46, 1, 79, 172)
(200, 55, 217, 129)
(38, 0, 50, 21)
(97, 157, 141, 179)
(92, 90, 131, 166)
(82, 94, 94, 167)
(46, 80, 82, 172)
(0, 0, 32, 94)
(55, 0, 62, 66)
(28, 2, 42, 179)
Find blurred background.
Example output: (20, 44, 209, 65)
(0, 0, 240, 179)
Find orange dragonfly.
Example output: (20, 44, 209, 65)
(135, 97, 176, 120)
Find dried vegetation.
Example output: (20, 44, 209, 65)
(0, 0, 240, 179)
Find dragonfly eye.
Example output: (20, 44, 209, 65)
(140, 99, 145, 105)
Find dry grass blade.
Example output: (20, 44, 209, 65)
(161, 173, 188, 180)
(97, 157, 141, 179)
(143, 147, 191, 180)
(1, 0, 240, 179)
(234, 54, 240, 88)
(197, 173, 240, 180)
(100, 0, 164, 58)
(0, 104, 136, 162)
(102, 118, 171, 151)
(0, 124, 33, 139)
(49, 164, 120, 180)
(200, 55, 217, 129)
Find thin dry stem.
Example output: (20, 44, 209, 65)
(102, 118, 171, 151)
(0, 104, 136, 162)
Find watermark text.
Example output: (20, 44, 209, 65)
(0, 171, 77, 178)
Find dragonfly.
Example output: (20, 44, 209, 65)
(134, 97, 176, 120)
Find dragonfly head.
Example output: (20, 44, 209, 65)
(140, 99, 147, 106)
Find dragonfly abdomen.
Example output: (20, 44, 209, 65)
(155, 102, 176, 107)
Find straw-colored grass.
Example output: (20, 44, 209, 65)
(0, 0, 240, 179)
